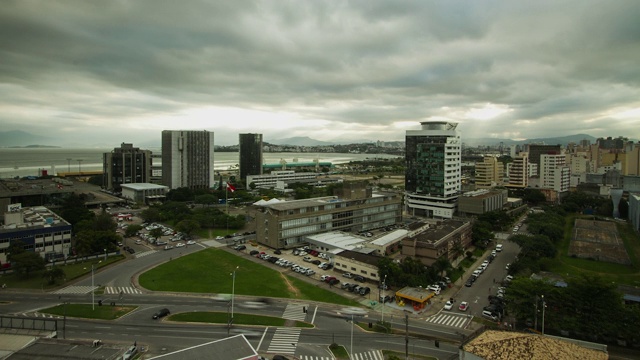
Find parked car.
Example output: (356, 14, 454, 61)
(164, 245, 174, 250)
(443, 300, 454, 310)
(176, 243, 185, 248)
(482, 310, 498, 321)
(303, 256, 312, 262)
(311, 260, 321, 265)
(342, 273, 353, 278)
(426, 285, 441, 294)
(186, 240, 196, 245)
(153, 308, 170, 319)
(250, 250, 259, 256)
(328, 278, 340, 286)
(274, 249, 282, 255)
(234, 245, 246, 251)
(354, 275, 365, 282)
(458, 301, 469, 311)
(359, 286, 371, 296)
(380, 295, 392, 303)
(464, 279, 473, 287)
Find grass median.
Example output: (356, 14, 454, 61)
(169, 311, 313, 327)
(40, 303, 137, 320)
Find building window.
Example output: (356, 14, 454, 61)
(351, 267, 356, 271)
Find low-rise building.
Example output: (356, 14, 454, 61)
(401, 219, 472, 266)
(255, 182, 402, 249)
(457, 188, 508, 216)
(120, 183, 169, 204)
(0, 204, 72, 264)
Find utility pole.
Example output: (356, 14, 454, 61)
(405, 313, 409, 360)
(534, 295, 538, 331)
(66, 158, 72, 173)
(77, 159, 83, 173)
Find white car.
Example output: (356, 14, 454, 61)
(176, 243, 185, 248)
(444, 300, 453, 310)
(427, 285, 441, 294)
(186, 240, 196, 245)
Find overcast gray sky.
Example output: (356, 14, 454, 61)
(1, 1, 639, 146)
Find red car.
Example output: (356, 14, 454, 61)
(458, 301, 469, 312)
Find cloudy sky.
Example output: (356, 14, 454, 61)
(1, 1, 639, 146)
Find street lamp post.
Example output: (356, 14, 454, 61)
(104, 248, 107, 261)
(91, 264, 95, 310)
(541, 295, 546, 335)
(381, 275, 387, 323)
(350, 313, 354, 359)
(231, 266, 239, 322)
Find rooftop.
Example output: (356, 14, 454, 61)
(463, 330, 608, 360)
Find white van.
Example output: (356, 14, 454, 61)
(496, 244, 503, 252)
(482, 310, 498, 321)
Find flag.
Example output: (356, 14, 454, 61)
(226, 183, 236, 193)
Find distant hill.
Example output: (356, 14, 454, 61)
(267, 136, 346, 146)
(0, 131, 56, 148)
(464, 134, 599, 147)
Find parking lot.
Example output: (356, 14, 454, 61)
(228, 242, 387, 302)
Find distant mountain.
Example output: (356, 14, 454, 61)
(267, 136, 346, 146)
(464, 134, 599, 147)
(0, 130, 56, 147)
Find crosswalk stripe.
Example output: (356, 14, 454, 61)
(282, 303, 308, 321)
(104, 286, 142, 294)
(135, 250, 156, 258)
(52, 285, 98, 294)
(426, 313, 470, 328)
(267, 328, 301, 354)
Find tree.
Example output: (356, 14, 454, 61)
(195, 194, 218, 207)
(149, 228, 164, 240)
(6, 240, 27, 263)
(176, 219, 201, 237)
(43, 266, 66, 285)
(12, 251, 46, 277)
(139, 207, 162, 223)
(523, 188, 546, 205)
(57, 193, 95, 230)
(125, 224, 143, 238)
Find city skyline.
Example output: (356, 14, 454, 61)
(1, 1, 639, 146)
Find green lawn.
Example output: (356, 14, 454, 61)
(0, 255, 125, 290)
(169, 311, 312, 327)
(550, 215, 640, 285)
(138, 248, 360, 305)
(40, 303, 137, 320)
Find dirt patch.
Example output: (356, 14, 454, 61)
(569, 219, 631, 265)
(280, 272, 301, 298)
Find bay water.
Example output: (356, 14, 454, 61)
(0, 147, 401, 179)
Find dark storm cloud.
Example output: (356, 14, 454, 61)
(0, 0, 639, 145)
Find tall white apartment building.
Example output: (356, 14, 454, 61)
(405, 121, 461, 219)
(161, 130, 215, 190)
(540, 154, 570, 193)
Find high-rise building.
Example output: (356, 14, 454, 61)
(475, 156, 504, 189)
(239, 133, 263, 181)
(540, 154, 570, 193)
(405, 121, 461, 219)
(103, 143, 152, 191)
(507, 153, 529, 189)
(161, 130, 215, 190)
(528, 144, 562, 176)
